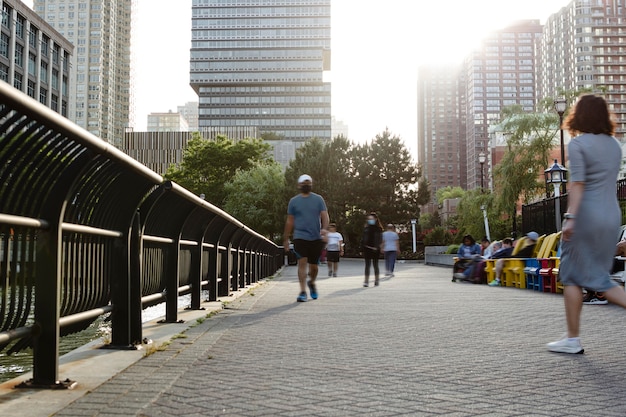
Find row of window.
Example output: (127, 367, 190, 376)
(192, 17, 329, 27)
(191, 60, 322, 72)
(191, 71, 323, 83)
(193, 0, 329, 5)
(191, 39, 329, 48)
(200, 95, 330, 105)
(199, 107, 330, 116)
(192, 6, 330, 18)
(191, 48, 322, 60)
(198, 85, 330, 94)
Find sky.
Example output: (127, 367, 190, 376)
(26, 0, 572, 158)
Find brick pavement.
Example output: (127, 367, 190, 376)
(6, 259, 626, 416)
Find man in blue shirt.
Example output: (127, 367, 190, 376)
(283, 174, 329, 302)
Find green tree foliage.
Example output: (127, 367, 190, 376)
(223, 163, 286, 240)
(284, 130, 429, 252)
(435, 186, 465, 205)
(493, 105, 559, 215)
(164, 133, 273, 207)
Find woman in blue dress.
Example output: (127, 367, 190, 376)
(548, 94, 626, 354)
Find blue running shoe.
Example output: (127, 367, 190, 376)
(307, 281, 318, 299)
(297, 292, 307, 302)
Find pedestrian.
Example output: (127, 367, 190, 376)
(547, 94, 626, 354)
(283, 174, 330, 302)
(382, 223, 400, 277)
(326, 223, 344, 277)
(360, 212, 383, 287)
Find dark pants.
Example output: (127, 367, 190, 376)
(364, 248, 380, 283)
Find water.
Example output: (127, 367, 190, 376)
(0, 294, 198, 383)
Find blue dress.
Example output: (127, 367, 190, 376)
(559, 133, 622, 291)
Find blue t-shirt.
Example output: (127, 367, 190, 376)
(287, 192, 327, 241)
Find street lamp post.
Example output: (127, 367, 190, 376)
(545, 159, 568, 232)
(478, 152, 486, 190)
(554, 98, 567, 194)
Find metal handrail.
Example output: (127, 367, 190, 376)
(0, 80, 283, 388)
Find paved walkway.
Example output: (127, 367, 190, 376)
(3, 259, 626, 416)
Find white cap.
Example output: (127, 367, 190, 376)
(297, 174, 312, 183)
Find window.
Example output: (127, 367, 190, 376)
(14, 73, 22, 90)
(0, 63, 8, 82)
(27, 79, 36, 98)
(15, 14, 24, 38)
(29, 25, 38, 48)
(14, 44, 23, 67)
(28, 53, 36, 76)
(0, 33, 8, 58)
(39, 87, 47, 104)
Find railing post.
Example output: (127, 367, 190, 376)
(110, 211, 141, 348)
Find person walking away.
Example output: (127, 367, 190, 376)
(547, 94, 626, 354)
(283, 174, 330, 302)
(382, 224, 400, 277)
(325, 223, 344, 277)
(361, 212, 383, 287)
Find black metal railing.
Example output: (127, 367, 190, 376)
(522, 179, 626, 235)
(0, 80, 283, 388)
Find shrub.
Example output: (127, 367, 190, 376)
(446, 244, 459, 254)
(423, 226, 454, 246)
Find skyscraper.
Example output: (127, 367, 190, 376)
(33, 0, 134, 146)
(417, 65, 467, 197)
(190, 0, 331, 142)
(463, 20, 544, 189)
(537, 0, 626, 138)
(1, 0, 72, 116)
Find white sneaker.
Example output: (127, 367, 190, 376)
(547, 337, 584, 354)
(453, 272, 466, 279)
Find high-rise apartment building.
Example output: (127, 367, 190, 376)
(190, 0, 331, 142)
(33, 0, 134, 147)
(1, 0, 72, 115)
(463, 20, 544, 190)
(417, 65, 466, 201)
(537, 0, 626, 138)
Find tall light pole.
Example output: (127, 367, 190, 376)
(554, 98, 567, 194)
(478, 152, 486, 190)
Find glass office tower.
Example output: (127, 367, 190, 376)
(190, 0, 331, 141)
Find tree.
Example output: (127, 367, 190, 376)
(164, 134, 273, 207)
(284, 130, 429, 252)
(493, 105, 559, 217)
(223, 163, 286, 240)
(435, 186, 465, 205)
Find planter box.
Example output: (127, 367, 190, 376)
(424, 246, 455, 267)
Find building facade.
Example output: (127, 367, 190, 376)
(537, 0, 626, 139)
(122, 126, 259, 175)
(417, 65, 467, 204)
(177, 101, 199, 131)
(463, 20, 544, 190)
(190, 0, 331, 142)
(1, 0, 72, 115)
(33, 0, 135, 146)
(147, 111, 189, 132)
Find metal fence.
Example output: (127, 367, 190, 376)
(0, 80, 282, 388)
(522, 179, 626, 235)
